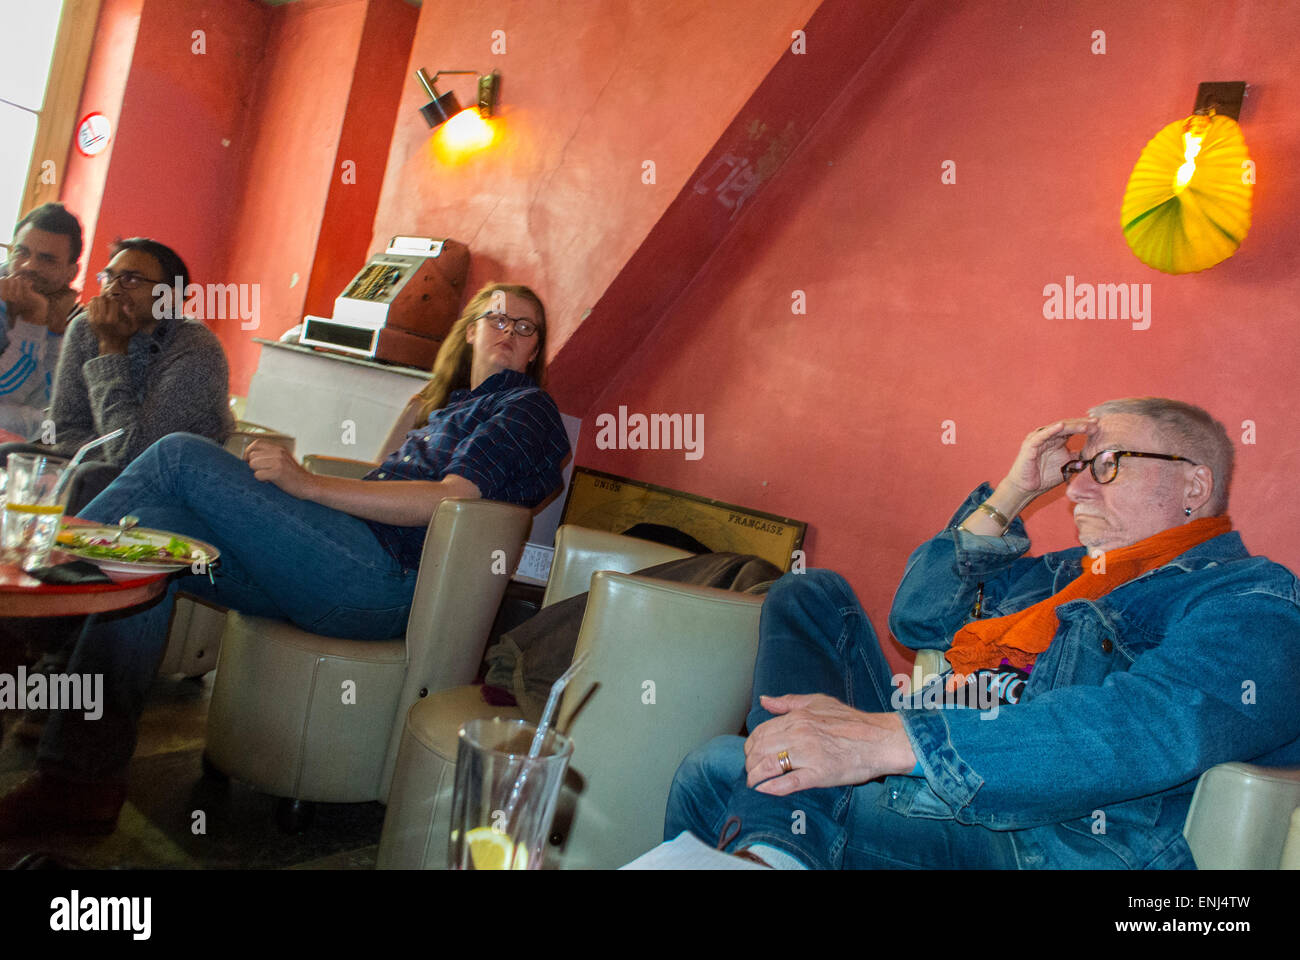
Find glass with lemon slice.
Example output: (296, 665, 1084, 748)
(2, 453, 72, 569)
(448, 717, 574, 870)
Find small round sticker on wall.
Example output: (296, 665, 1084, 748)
(75, 112, 112, 157)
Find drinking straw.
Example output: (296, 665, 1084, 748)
(500, 650, 589, 846)
(529, 650, 589, 760)
(50, 429, 126, 501)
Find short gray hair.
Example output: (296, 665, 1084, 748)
(1088, 397, 1233, 513)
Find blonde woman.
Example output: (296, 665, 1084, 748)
(379, 282, 551, 457)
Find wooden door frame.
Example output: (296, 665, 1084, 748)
(19, 0, 104, 218)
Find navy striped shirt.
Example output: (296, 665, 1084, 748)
(363, 369, 570, 569)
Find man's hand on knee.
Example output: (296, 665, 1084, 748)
(743, 694, 917, 796)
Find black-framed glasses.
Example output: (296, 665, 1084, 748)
(478, 312, 540, 338)
(96, 270, 164, 291)
(1061, 450, 1198, 485)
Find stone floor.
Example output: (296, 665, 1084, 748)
(0, 671, 384, 870)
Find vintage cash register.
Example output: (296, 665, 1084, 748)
(299, 236, 470, 368)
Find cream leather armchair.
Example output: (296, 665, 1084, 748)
(912, 648, 1300, 869)
(376, 525, 766, 869)
(202, 497, 533, 830)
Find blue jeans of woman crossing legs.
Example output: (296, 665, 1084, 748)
(663, 569, 1020, 869)
(37, 433, 419, 784)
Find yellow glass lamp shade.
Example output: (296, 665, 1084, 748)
(1121, 113, 1252, 274)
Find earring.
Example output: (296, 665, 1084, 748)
(1184, 506, 1193, 517)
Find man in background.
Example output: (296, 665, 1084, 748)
(0, 203, 83, 440)
(2, 236, 233, 491)
(46, 235, 233, 469)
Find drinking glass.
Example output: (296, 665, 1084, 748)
(2, 453, 72, 569)
(448, 717, 573, 870)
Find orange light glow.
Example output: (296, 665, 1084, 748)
(433, 108, 495, 161)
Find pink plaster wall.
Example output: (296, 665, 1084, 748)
(369, 0, 825, 366)
(215, 0, 370, 391)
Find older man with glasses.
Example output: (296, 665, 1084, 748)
(665, 397, 1300, 869)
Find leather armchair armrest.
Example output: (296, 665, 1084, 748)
(378, 498, 532, 794)
(911, 648, 948, 692)
(225, 421, 296, 459)
(301, 455, 380, 479)
(1183, 762, 1300, 868)
(551, 570, 764, 867)
(542, 524, 695, 608)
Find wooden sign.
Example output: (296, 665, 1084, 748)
(561, 467, 806, 572)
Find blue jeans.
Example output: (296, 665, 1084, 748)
(38, 433, 419, 783)
(663, 570, 1020, 869)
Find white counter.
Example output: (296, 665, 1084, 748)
(245, 339, 427, 461)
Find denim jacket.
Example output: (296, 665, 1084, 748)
(885, 484, 1300, 868)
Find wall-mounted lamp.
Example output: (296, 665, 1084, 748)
(416, 68, 499, 157)
(1121, 82, 1252, 275)
(416, 68, 498, 127)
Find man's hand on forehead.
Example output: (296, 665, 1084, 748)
(1026, 417, 1102, 458)
(1052, 417, 1104, 447)
(995, 417, 1102, 505)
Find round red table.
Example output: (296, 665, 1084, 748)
(0, 552, 168, 617)
(1, 515, 171, 617)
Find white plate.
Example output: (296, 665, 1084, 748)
(56, 525, 220, 582)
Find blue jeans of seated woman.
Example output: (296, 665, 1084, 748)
(38, 433, 419, 784)
(663, 569, 1020, 869)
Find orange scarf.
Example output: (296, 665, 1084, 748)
(945, 516, 1232, 675)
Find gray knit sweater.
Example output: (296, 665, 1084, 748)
(48, 310, 234, 465)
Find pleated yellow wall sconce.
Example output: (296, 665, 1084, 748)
(1121, 82, 1252, 274)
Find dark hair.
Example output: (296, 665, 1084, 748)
(110, 237, 191, 295)
(14, 202, 84, 264)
